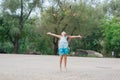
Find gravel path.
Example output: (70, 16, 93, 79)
(0, 54, 120, 80)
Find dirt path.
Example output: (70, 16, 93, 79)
(0, 54, 120, 80)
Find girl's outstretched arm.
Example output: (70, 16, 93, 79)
(68, 34, 82, 39)
(47, 32, 61, 38)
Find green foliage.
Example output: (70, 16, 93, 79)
(80, 28, 102, 52)
(2, 0, 20, 13)
(35, 36, 53, 55)
(0, 42, 13, 53)
(108, 0, 120, 17)
(0, 0, 42, 53)
(101, 17, 120, 57)
(103, 0, 120, 17)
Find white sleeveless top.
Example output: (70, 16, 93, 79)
(58, 36, 68, 48)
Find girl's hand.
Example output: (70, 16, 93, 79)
(47, 32, 51, 35)
(78, 35, 82, 38)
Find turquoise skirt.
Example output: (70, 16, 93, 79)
(58, 48, 69, 55)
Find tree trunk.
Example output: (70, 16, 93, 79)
(54, 43, 58, 55)
(13, 34, 19, 53)
(13, 0, 23, 53)
(53, 37, 58, 55)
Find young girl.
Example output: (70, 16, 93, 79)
(47, 31, 82, 71)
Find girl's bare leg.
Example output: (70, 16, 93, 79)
(60, 55, 63, 71)
(63, 55, 67, 70)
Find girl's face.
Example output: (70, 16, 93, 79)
(61, 31, 66, 36)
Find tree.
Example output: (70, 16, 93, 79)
(101, 17, 120, 57)
(1, 0, 42, 53)
(40, 0, 105, 55)
(99, 0, 120, 57)
(103, 0, 120, 17)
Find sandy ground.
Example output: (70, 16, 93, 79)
(0, 54, 120, 80)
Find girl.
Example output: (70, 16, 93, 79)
(47, 31, 82, 71)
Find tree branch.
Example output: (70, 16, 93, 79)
(61, 24, 68, 32)
(19, 0, 23, 31)
(71, 27, 77, 35)
(23, 8, 33, 22)
(23, 0, 38, 23)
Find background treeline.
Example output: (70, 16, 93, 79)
(0, 0, 120, 57)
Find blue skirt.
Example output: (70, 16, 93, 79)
(58, 48, 69, 55)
